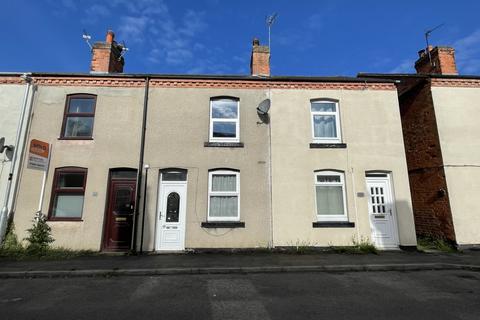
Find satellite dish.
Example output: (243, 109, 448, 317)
(257, 99, 271, 115)
(0, 137, 5, 153)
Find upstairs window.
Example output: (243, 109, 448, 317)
(209, 98, 239, 142)
(314, 170, 347, 222)
(61, 94, 96, 139)
(311, 100, 341, 143)
(49, 167, 87, 220)
(208, 170, 240, 221)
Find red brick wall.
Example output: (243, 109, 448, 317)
(398, 78, 456, 242)
(90, 43, 124, 73)
(250, 39, 270, 76)
(415, 47, 458, 75)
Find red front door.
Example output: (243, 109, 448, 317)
(103, 179, 136, 251)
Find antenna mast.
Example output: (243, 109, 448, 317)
(82, 29, 93, 52)
(424, 23, 444, 65)
(266, 13, 278, 50)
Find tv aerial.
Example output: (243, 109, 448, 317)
(82, 29, 93, 52)
(266, 13, 278, 49)
(119, 40, 129, 60)
(425, 23, 444, 65)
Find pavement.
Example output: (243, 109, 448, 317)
(1, 249, 480, 278)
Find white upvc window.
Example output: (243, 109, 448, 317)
(314, 170, 348, 222)
(310, 100, 341, 143)
(209, 98, 240, 143)
(208, 170, 240, 221)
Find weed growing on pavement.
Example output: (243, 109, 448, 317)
(417, 236, 457, 253)
(330, 237, 378, 254)
(25, 212, 54, 254)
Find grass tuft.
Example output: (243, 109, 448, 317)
(330, 237, 378, 254)
(417, 236, 457, 253)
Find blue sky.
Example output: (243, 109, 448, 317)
(1, 0, 480, 76)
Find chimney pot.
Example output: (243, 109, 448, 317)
(106, 30, 115, 43)
(253, 38, 260, 46)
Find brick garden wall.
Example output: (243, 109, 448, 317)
(398, 78, 456, 242)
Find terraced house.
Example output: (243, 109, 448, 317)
(1, 30, 417, 252)
(362, 45, 480, 248)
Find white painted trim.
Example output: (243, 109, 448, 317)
(209, 98, 240, 143)
(310, 100, 342, 143)
(314, 170, 348, 222)
(207, 170, 240, 222)
(365, 173, 400, 249)
(155, 177, 188, 251)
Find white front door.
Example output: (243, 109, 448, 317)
(156, 182, 187, 251)
(366, 175, 399, 249)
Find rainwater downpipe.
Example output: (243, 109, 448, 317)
(0, 73, 32, 243)
(139, 164, 149, 253)
(131, 76, 150, 252)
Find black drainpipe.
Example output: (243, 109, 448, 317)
(131, 76, 150, 253)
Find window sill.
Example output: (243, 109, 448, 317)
(201, 222, 245, 228)
(313, 222, 355, 228)
(310, 143, 346, 149)
(58, 137, 94, 141)
(48, 218, 83, 222)
(204, 142, 244, 148)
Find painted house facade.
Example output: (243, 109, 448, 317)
(0, 74, 34, 241)
(362, 45, 480, 248)
(5, 31, 417, 251)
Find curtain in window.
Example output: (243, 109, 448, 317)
(316, 186, 344, 215)
(212, 175, 236, 192)
(210, 196, 238, 217)
(53, 195, 84, 217)
(313, 115, 336, 138)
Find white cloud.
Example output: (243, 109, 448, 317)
(453, 29, 480, 74)
(61, 0, 76, 10)
(166, 49, 194, 65)
(306, 13, 323, 30)
(49, 0, 245, 73)
(82, 4, 110, 24)
(389, 59, 415, 73)
(179, 10, 207, 37)
(118, 16, 150, 42)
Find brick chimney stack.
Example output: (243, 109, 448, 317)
(90, 30, 125, 73)
(415, 46, 458, 75)
(250, 38, 270, 76)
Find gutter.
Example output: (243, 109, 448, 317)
(131, 76, 150, 252)
(0, 73, 33, 243)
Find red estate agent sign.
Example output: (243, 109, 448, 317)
(27, 139, 50, 171)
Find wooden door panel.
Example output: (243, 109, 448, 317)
(103, 179, 136, 251)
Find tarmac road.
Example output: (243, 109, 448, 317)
(1, 270, 479, 320)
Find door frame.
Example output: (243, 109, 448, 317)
(101, 168, 137, 252)
(155, 170, 188, 251)
(365, 172, 400, 249)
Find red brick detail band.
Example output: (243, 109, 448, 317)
(1, 76, 395, 90)
(431, 78, 480, 88)
(0, 77, 24, 84)
(149, 79, 395, 90)
(33, 77, 145, 87)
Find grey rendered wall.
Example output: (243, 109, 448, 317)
(432, 86, 480, 245)
(140, 87, 271, 250)
(13, 85, 144, 250)
(270, 88, 417, 247)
